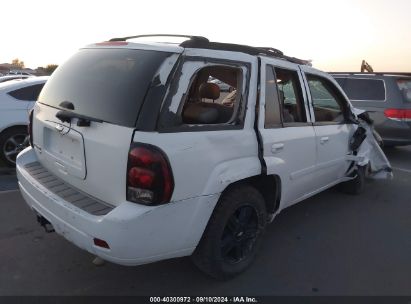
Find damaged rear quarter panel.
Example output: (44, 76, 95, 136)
(132, 129, 261, 201)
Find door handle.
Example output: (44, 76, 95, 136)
(320, 136, 329, 144)
(271, 143, 284, 153)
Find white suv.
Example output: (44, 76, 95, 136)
(16, 35, 390, 279)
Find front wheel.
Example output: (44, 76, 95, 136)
(191, 185, 267, 280)
(338, 165, 366, 195)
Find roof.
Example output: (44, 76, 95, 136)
(86, 40, 184, 53)
(0, 75, 32, 84)
(103, 34, 311, 65)
(0, 76, 49, 91)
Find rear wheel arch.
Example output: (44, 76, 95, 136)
(220, 174, 282, 215)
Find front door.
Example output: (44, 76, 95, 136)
(299, 65, 355, 185)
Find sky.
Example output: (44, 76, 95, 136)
(1, 0, 410, 72)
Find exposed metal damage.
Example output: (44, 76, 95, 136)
(349, 108, 393, 180)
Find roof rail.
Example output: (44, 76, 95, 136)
(109, 34, 209, 43)
(180, 39, 311, 65)
(330, 72, 411, 77)
(108, 34, 311, 65)
(258, 47, 284, 57)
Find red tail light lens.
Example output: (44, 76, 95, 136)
(128, 167, 154, 188)
(93, 238, 110, 249)
(126, 143, 174, 205)
(28, 109, 34, 147)
(384, 108, 411, 122)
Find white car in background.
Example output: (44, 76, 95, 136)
(0, 76, 48, 166)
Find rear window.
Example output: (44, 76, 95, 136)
(38, 48, 174, 127)
(340, 78, 385, 101)
(397, 79, 411, 102)
(8, 83, 45, 101)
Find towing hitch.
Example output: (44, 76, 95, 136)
(36, 214, 55, 233)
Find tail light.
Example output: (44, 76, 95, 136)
(126, 143, 174, 205)
(384, 108, 411, 122)
(28, 109, 34, 147)
(93, 238, 110, 249)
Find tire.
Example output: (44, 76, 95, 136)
(191, 184, 267, 280)
(338, 165, 366, 195)
(0, 126, 29, 167)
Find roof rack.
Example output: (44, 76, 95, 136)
(109, 34, 209, 43)
(108, 34, 311, 65)
(330, 72, 411, 77)
(180, 39, 311, 65)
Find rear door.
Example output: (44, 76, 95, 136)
(258, 57, 317, 208)
(300, 66, 355, 184)
(32, 47, 179, 207)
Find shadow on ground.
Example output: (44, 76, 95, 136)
(1, 167, 411, 295)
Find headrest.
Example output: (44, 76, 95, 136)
(199, 82, 220, 100)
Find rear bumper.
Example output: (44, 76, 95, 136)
(382, 138, 411, 146)
(16, 147, 219, 266)
(375, 118, 411, 146)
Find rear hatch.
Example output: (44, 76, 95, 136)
(396, 78, 411, 107)
(381, 77, 411, 126)
(389, 77, 411, 128)
(32, 46, 179, 207)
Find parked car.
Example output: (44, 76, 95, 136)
(331, 73, 411, 146)
(16, 35, 389, 279)
(7, 70, 35, 76)
(0, 76, 48, 166)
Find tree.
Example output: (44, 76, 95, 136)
(44, 64, 58, 75)
(11, 58, 24, 69)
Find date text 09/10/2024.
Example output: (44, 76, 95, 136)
(149, 296, 258, 303)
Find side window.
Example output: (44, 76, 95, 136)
(334, 77, 346, 88)
(344, 78, 385, 101)
(180, 65, 242, 125)
(264, 66, 282, 127)
(274, 68, 307, 123)
(306, 75, 346, 123)
(8, 84, 45, 101)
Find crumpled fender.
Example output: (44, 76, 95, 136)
(347, 108, 393, 180)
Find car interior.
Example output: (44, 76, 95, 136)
(275, 68, 307, 123)
(181, 66, 241, 125)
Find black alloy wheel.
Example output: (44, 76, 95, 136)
(220, 205, 259, 264)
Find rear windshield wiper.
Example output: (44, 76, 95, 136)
(56, 110, 104, 127)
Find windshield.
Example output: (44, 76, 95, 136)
(38, 48, 175, 127)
